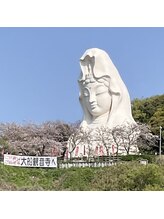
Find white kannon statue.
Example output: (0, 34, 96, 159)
(79, 48, 136, 129)
(67, 48, 139, 158)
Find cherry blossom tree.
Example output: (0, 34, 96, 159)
(0, 121, 75, 156)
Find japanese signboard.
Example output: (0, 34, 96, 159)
(4, 154, 57, 168)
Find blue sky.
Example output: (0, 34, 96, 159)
(0, 27, 163, 124)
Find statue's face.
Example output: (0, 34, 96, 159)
(83, 81, 112, 117)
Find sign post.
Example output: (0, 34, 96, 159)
(159, 126, 162, 158)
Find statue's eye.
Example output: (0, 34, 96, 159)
(96, 86, 107, 95)
(83, 91, 89, 97)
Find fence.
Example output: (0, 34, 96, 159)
(58, 160, 116, 169)
(0, 155, 149, 168)
(57, 155, 120, 169)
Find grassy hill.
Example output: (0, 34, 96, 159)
(1, 161, 164, 191)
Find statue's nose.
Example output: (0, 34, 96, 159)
(89, 93, 96, 103)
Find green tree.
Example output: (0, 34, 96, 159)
(132, 94, 164, 136)
(148, 107, 164, 134)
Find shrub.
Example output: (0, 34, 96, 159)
(120, 154, 156, 163)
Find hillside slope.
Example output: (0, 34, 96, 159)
(1, 162, 164, 191)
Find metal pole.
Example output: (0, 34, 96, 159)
(159, 126, 162, 157)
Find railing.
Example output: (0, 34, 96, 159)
(57, 155, 121, 169)
(0, 154, 152, 168)
(58, 161, 116, 169)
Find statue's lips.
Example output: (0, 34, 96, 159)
(90, 104, 97, 110)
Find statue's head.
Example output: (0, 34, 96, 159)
(78, 48, 136, 129)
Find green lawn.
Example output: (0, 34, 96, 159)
(0, 162, 164, 191)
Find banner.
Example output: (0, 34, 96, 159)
(4, 154, 57, 168)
